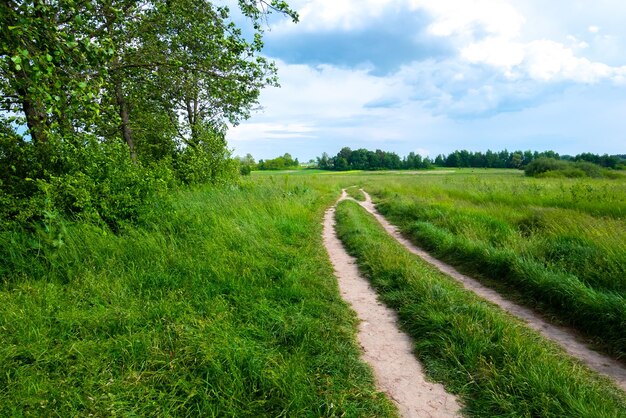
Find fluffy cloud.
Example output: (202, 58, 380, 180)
(414, 0, 525, 40)
(274, 0, 626, 84)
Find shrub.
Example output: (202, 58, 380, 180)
(525, 157, 618, 178)
(524, 158, 569, 176)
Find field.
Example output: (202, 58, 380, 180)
(1, 169, 626, 416)
(356, 170, 626, 358)
(0, 177, 395, 416)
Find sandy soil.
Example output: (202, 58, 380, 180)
(357, 189, 626, 392)
(322, 190, 462, 418)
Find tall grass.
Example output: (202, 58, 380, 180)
(360, 172, 626, 358)
(335, 199, 626, 417)
(0, 177, 396, 416)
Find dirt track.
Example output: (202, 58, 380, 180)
(356, 189, 626, 392)
(322, 190, 462, 418)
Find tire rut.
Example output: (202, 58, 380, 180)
(323, 190, 462, 418)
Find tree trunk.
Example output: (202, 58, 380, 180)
(114, 79, 137, 163)
(18, 86, 48, 144)
(185, 97, 199, 147)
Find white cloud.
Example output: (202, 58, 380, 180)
(278, 0, 399, 31)
(229, 123, 315, 142)
(523, 40, 616, 83)
(259, 61, 394, 118)
(462, 37, 525, 69)
(280, 0, 626, 85)
(462, 36, 626, 84)
(412, 0, 525, 40)
(435, 3, 626, 84)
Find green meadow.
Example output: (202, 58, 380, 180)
(356, 170, 626, 359)
(0, 177, 395, 416)
(2, 169, 625, 416)
(335, 198, 626, 416)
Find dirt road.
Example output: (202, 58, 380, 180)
(322, 190, 462, 418)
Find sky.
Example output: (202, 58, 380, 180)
(225, 0, 626, 161)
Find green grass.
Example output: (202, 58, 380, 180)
(3, 168, 625, 416)
(358, 171, 626, 358)
(0, 177, 396, 416)
(345, 186, 366, 201)
(335, 199, 626, 417)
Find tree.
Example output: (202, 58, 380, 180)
(1, 0, 298, 159)
(317, 152, 330, 169)
(1, 1, 117, 145)
(510, 152, 523, 168)
(256, 153, 300, 170)
(97, 0, 297, 162)
(1, 0, 299, 226)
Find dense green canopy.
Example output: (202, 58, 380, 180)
(0, 0, 297, 228)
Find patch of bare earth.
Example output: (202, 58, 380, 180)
(323, 190, 462, 418)
(357, 189, 626, 392)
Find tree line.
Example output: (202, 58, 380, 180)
(1, 1, 297, 229)
(316, 148, 433, 171)
(314, 147, 625, 171)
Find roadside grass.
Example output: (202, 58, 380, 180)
(335, 199, 626, 417)
(360, 173, 626, 359)
(0, 178, 396, 416)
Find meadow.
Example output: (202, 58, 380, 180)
(1, 168, 625, 416)
(335, 198, 626, 416)
(0, 176, 395, 416)
(357, 169, 626, 358)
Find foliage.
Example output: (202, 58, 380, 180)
(235, 154, 255, 175)
(567, 152, 625, 169)
(257, 153, 299, 170)
(525, 157, 621, 178)
(316, 147, 432, 171)
(436, 150, 625, 170)
(437, 149, 559, 169)
(316, 148, 625, 172)
(0, 0, 298, 229)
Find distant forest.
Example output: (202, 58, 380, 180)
(310, 147, 626, 171)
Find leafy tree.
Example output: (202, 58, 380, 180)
(1, 0, 117, 144)
(0, 0, 298, 227)
(510, 152, 523, 168)
(317, 152, 331, 169)
(257, 153, 299, 170)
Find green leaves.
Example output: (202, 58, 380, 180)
(1, 0, 298, 226)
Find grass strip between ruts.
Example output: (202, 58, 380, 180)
(335, 199, 626, 417)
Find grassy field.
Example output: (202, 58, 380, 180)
(0, 176, 396, 416)
(356, 170, 626, 358)
(2, 168, 625, 416)
(335, 199, 626, 416)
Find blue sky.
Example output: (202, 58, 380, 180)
(226, 0, 626, 161)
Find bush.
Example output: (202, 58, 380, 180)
(525, 157, 618, 178)
(239, 165, 252, 176)
(1, 127, 237, 231)
(524, 158, 569, 176)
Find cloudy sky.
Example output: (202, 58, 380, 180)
(226, 0, 626, 161)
